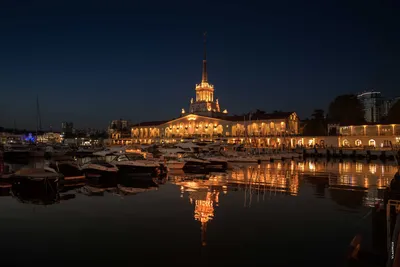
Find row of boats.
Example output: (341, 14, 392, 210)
(1, 142, 303, 183)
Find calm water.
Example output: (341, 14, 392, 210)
(0, 160, 396, 266)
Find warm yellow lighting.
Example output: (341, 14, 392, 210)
(369, 164, 377, 174)
(308, 162, 315, 171)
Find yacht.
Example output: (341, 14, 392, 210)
(159, 154, 186, 170)
(44, 145, 70, 159)
(80, 156, 118, 179)
(12, 167, 63, 185)
(200, 152, 228, 171)
(111, 153, 162, 178)
(182, 155, 210, 172)
(47, 160, 85, 180)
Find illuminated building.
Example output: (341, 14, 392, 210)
(126, 35, 300, 145)
(36, 132, 62, 143)
(109, 119, 132, 145)
(339, 123, 400, 148)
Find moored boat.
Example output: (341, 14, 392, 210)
(80, 157, 118, 179)
(111, 153, 162, 178)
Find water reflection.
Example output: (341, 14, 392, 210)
(167, 160, 398, 247)
(0, 159, 397, 265)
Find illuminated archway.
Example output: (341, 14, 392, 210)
(342, 139, 349, 147)
(368, 139, 376, 147)
(297, 140, 303, 146)
(355, 139, 362, 147)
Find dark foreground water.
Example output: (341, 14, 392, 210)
(0, 160, 396, 266)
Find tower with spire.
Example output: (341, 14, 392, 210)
(187, 32, 227, 117)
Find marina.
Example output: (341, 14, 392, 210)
(1, 2, 399, 266)
(0, 144, 398, 266)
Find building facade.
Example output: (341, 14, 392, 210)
(131, 112, 299, 146)
(123, 35, 300, 146)
(338, 124, 400, 148)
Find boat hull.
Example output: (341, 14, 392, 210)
(116, 164, 160, 178)
(84, 168, 118, 179)
(205, 160, 228, 171)
(166, 162, 186, 170)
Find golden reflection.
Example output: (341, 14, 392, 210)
(355, 162, 363, 173)
(298, 162, 305, 172)
(308, 162, 315, 172)
(169, 160, 397, 245)
(363, 177, 368, 188)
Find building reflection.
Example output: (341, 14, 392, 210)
(291, 160, 397, 207)
(169, 163, 300, 246)
(189, 190, 218, 246)
(170, 160, 398, 245)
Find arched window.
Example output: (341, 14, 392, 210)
(342, 139, 349, 147)
(368, 139, 376, 147)
(355, 139, 362, 147)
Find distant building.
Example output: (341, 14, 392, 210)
(357, 91, 399, 123)
(61, 122, 74, 136)
(357, 91, 384, 123)
(109, 119, 131, 133)
(108, 119, 132, 143)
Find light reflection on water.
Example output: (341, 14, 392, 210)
(0, 159, 397, 266)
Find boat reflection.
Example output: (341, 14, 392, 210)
(116, 177, 159, 196)
(11, 181, 60, 205)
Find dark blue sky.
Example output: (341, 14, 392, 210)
(0, 0, 399, 130)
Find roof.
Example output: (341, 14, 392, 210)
(132, 120, 170, 127)
(224, 111, 295, 122)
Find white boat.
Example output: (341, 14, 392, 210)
(159, 155, 186, 170)
(111, 153, 161, 177)
(200, 153, 228, 170)
(81, 156, 118, 179)
(166, 160, 185, 170)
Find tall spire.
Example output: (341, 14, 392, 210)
(202, 31, 208, 83)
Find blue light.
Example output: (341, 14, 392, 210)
(24, 133, 36, 143)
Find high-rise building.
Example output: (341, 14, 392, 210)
(357, 91, 399, 123)
(61, 122, 74, 136)
(357, 91, 384, 123)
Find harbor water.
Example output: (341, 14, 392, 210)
(0, 159, 396, 266)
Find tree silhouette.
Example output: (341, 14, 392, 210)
(387, 100, 400, 124)
(303, 109, 327, 136)
(328, 95, 365, 125)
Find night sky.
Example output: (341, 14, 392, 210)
(0, 0, 399, 130)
